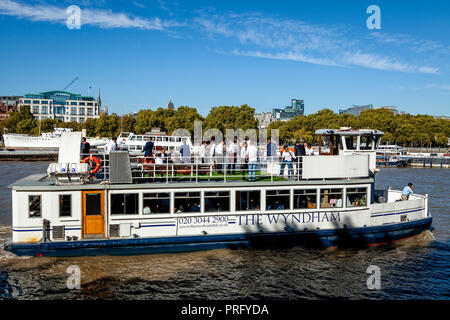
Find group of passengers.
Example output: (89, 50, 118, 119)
(91, 136, 318, 181)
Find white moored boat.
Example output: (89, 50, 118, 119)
(3, 128, 108, 150)
(117, 130, 193, 154)
(3, 128, 432, 257)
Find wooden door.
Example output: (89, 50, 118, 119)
(82, 191, 105, 239)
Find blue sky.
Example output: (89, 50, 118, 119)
(0, 0, 449, 116)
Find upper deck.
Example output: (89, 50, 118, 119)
(10, 128, 382, 191)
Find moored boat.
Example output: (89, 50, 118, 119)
(3, 129, 432, 257)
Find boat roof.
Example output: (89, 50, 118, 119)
(315, 129, 384, 136)
(9, 174, 374, 191)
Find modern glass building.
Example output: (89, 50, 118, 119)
(272, 99, 305, 121)
(19, 90, 101, 123)
(339, 104, 374, 116)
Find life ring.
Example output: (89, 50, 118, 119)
(82, 156, 102, 175)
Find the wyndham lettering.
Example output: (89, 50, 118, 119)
(238, 212, 341, 225)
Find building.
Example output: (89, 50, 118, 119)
(272, 99, 305, 121)
(254, 111, 274, 131)
(167, 99, 174, 110)
(339, 104, 374, 116)
(0, 96, 22, 122)
(19, 90, 102, 123)
(379, 106, 405, 115)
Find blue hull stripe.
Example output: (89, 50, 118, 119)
(4, 217, 432, 257)
(371, 208, 423, 217)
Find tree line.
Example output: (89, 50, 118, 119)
(1, 105, 449, 147)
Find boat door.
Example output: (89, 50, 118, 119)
(82, 190, 105, 239)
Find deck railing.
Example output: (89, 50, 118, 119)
(80, 152, 306, 183)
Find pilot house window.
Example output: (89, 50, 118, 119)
(111, 193, 139, 215)
(346, 187, 367, 207)
(28, 195, 41, 218)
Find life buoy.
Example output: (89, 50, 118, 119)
(82, 156, 102, 175)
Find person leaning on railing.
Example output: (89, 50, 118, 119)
(401, 183, 414, 200)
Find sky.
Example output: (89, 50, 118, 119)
(0, 0, 449, 117)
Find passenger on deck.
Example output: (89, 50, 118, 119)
(280, 145, 294, 177)
(200, 141, 206, 163)
(227, 137, 238, 175)
(142, 137, 154, 163)
(241, 141, 248, 180)
(180, 138, 191, 163)
(215, 141, 225, 174)
(294, 140, 305, 179)
(401, 183, 414, 200)
(104, 137, 119, 154)
(305, 143, 314, 156)
(81, 137, 90, 155)
(246, 141, 258, 182)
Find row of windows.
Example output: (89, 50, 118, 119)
(110, 187, 368, 215)
(26, 187, 368, 218)
(22, 100, 96, 106)
(129, 135, 184, 142)
(30, 106, 94, 115)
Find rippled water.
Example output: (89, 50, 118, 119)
(0, 163, 448, 300)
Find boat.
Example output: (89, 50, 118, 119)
(3, 128, 432, 257)
(376, 144, 411, 167)
(3, 128, 108, 150)
(117, 130, 194, 154)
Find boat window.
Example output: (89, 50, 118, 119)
(320, 136, 331, 154)
(320, 189, 343, 208)
(137, 136, 143, 141)
(266, 190, 290, 210)
(130, 136, 136, 141)
(59, 194, 71, 217)
(360, 136, 373, 150)
(345, 136, 358, 150)
(294, 189, 317, 209)
(111, 193, 139, 215)
(28, 195, 41, 218)
(205, 191, 230, 212)
(236, 190, 260, 211)
(143, 193, 170, 214)
(174, 192, 201, 213)
(346, 187, 367, 207)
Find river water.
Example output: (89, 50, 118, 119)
(0, 162, 448, 300)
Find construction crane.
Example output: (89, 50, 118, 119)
(64, 77, 79, 91)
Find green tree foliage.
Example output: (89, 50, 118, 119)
(203, 105, 258, 133)
(2, 104, 449, 147)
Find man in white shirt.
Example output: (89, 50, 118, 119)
(280, 145, 293, 176)
(104, 137, 118, 155)
(215, 141, 224, 174)
(227, 138, 238, 174)
(245, 141, 258, 181)
(199, 141, 206, 163)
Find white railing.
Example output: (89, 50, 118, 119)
(79, 152, 373, 183)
